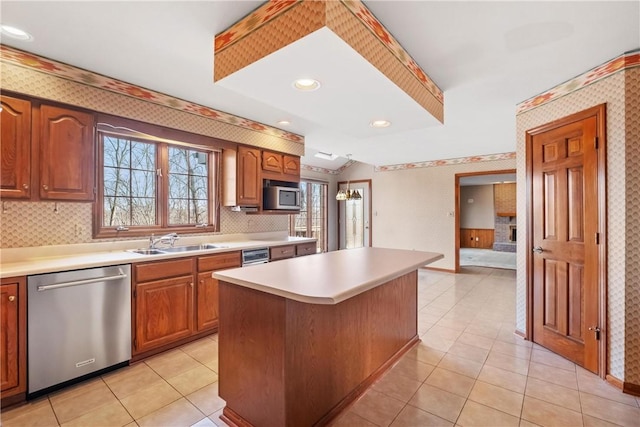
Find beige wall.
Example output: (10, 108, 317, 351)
(516, 66, 639, 384)
(460, 185, 495, 229)
(337, 159, 516, 271)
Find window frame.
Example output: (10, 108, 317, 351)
(93, 116, 223, 239)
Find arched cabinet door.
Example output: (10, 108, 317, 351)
(0, 96, 31, 199)
(39, 105, 95, 201)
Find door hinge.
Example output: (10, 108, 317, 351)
(595, 232, 600, 244)
(594, 137, 599, 149)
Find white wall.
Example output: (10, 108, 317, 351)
(338, 159, 516, 271)
(460, 185, 495, 229)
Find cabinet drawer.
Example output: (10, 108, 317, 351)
(135, 258, 194, 283)
(198, 251, 241, 272)
(270, 245, 296, 261)
(296, 242, 317, 257)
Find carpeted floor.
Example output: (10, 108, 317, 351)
(459, 248, 516, 270)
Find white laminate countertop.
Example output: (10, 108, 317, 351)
(0, 235, 316, 278)
(213, 247, 443, 305)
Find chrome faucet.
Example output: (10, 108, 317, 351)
(149, 233, 179, 249)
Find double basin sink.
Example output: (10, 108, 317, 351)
(128, 243, 228, 256)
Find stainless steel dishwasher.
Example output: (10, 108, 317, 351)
(27, 264, 131, 397)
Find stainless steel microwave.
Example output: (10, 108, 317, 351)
(263, 186, 301, 210)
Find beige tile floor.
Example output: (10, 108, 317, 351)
(2, 267, 639, 427)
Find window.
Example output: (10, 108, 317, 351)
(289, 180, 328, 252)
(95, 120, 220, 238)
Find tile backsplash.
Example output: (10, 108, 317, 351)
(0, 201, 288, 248)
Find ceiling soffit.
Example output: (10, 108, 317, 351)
(214, 0, 444, 124)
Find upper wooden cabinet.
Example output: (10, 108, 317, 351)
(0, 95, 95, 202)
(262, 151, 283, 173)
(39, 105, 95, 201)
(223, 146, 261, 207)
(0, 96, 32, 199)
(261, 151, 300, 183)
(283, 155, 300, 176)
(0, 277, 27, 406)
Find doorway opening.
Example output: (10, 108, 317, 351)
(337, 179, 372, 249)
(455, 169, 517, 272)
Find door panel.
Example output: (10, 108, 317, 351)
(531, 113, 600, 373)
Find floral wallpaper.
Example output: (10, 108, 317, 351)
(374, 152, 517, 172)
(517, 50, 640, 114)
(0, 45, 303, 144)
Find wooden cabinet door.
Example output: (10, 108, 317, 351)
(39, 105, 95, 201)
(134, 276, 194, 354)
(283, 155, 300, 176)
(262, 151, 283, 173)
(0, 283, 19, 392)
(196, 272, 219, 332)
(0, 278, 26, 399)
(237, 146, 260, 206)
(0, 96, 31, 199)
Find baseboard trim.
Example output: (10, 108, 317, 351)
(605, 374, 640, 397)
(422, 266, 455, 273)
(514, 329, 526, 339)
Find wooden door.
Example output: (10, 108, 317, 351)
(134, 276, 194, 354)
(529, 108, 602, 373)
(0, 96, 32, 199)
(0, 282, 19, 392)
(39, 105, 95, 200)
(237, 146, 260, 206)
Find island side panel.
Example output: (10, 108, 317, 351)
(218, 282, 286, 427)
(284, 270, 419, 426)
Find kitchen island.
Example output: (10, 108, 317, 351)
(213, 247, 443, 427)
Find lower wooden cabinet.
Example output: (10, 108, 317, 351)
(133, 252, 241, 356)
(0, 277, 26, 406)
(196, 252, 241, 333)
(134, 275, 195, 354)
(270, 244, 296, 261)
(296, 242, 317, 256)
(460, 228, 494, 249)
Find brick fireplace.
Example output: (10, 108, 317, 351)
(493, 183, 516, 252)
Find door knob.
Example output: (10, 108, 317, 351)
(42, 184, 49, 191)
(532, 246, 543, 254)
(8, 296, 15, 302)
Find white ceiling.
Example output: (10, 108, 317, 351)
(1, 1, 638, 170)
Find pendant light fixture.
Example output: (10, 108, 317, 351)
(336, 155, 362, 201)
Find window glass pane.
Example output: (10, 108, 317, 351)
(169, 199, 188, 225)
(169, 174, 188, 199)
(131, 140, 155, 170)
(168, 148, 209, 225)
(289, 181, 327, 252)
(101, 134, 156, 227)
(131, 170, 155, 197)
(169, 146, 188, 173)
(131, 198, 156, 225)
(103, 137, 130, 168)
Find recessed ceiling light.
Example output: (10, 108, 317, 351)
(277, 120, 291, 125)
(1, 25, 33, 41)
(293, 78, 321, 91)
(370, 120, 391, 128)
(314, 152, 338, 161)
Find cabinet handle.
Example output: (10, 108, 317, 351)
(22, 183, 29, 190)
(8, 296, 15, 302)
(42, 184, 49, 191)
(190, 282, 194, 288)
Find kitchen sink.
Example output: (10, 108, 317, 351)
(128, 249, 165, 255)
(128, 243, 230, 255)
